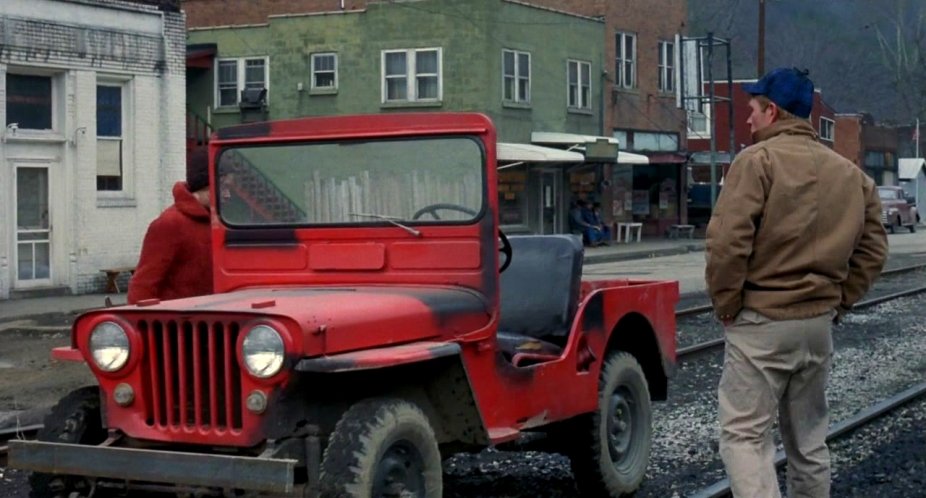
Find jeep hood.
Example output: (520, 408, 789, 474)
(115, 286, 492, 355)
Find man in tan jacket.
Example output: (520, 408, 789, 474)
(706, 67, 888, 497)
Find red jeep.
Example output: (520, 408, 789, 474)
(10, 113, 678, 498)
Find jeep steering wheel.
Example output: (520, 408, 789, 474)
(498, 229, 512, 273)
(411, 203, 512, 273)
(412, 203, 477, 220)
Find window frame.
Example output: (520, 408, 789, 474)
(380, 47, 443, 104)
(657, 40, 675, 93)
(820, 116, 835, 142)
(214, 56, 270, 108)
(567, 59, 592, 111)
(95, 77, 135, 201)
(5, 70, 61, 134)
(311, 52, 338, 92)
(502, 49, 531, 104)
(615, 32, 637, 90)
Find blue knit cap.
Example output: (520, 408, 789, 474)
(743, 67, 814, 119)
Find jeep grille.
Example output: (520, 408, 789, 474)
(137, 319, 243, 431)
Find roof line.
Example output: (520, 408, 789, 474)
(502, 0, 604, 23)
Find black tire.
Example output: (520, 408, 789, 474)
(319, 398, 442, 498)
(29, 386, 107, 498)
(568, 352, 652, 498)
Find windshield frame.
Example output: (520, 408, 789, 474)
(215, 134, 488, 229)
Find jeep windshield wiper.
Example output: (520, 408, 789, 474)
(349, 213, 421, 237)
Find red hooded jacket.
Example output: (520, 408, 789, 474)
(127, 182, 214, 304)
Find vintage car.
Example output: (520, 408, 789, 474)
(11, 113, 678, 498)
(878, 185, 918, 233)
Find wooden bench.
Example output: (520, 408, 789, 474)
(100, 267, 135, 293)
(667, 224, 695, 239)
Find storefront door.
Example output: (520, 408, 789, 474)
(539, 170, 560, 234)
(14, 166, 52, 288)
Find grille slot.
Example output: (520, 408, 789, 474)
(138, 319, 243, 431)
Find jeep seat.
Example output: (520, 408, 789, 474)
(497, 235, 583, 365)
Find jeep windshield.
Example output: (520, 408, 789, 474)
(216, 137, 485, 227)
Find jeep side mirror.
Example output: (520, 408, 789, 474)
(905, 196, 916, 205)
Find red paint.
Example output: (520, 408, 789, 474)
(55, 112, 678, 459)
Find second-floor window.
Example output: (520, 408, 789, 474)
(6, 73, 54, 131)
(615, 32, 636, 89)
(658, 40, 675, 93)
(97, 84, 124, 191)
(216, 57, 268, 108)
(567, 60, 591, 110)
(502, 49, 530, 104)
(311, 53, 338, 91)
(382, 48, 442, 103)
(820, 117, 835, 142)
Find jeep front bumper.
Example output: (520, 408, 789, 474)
(9, 440, 297, 493)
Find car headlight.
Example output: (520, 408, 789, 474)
(242, 325, 285, 378)
(89, 321, 130, 372)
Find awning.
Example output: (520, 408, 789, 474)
(530, 131, 649, 164)
(497, 142, 585, 163)
(899, 158, 926, 180)
(187, 43, 217, 69)
(648, 152, 689, 164)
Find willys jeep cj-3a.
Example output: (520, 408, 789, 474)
(10, 113, 679, 498)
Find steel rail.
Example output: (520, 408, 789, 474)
(689, 380, 926, 498)
(677, 285, 926, 360)
(674, 263, 926, 318)
(0, 423, 42, 467)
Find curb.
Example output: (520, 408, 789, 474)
(583, 243, 705, 265)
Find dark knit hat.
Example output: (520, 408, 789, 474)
(743, 67, 814, 119)
(186, 147, 209, 192)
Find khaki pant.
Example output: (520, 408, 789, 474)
(718, 309, 835, 498)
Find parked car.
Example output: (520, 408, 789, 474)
(878, 186, 919, 233)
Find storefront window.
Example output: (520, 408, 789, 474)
(498, 166, 529, 226)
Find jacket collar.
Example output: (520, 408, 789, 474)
(172, 181, 210, 221)
(753, 119, 817, 143)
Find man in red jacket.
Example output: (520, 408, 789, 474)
(127, 148, 214, 304)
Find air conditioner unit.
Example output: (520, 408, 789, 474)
(239, 88, 267, 110)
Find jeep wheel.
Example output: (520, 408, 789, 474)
(29, 386, 108, 498)
(568, 352, 652, 498)
(319, 398, 442, 498)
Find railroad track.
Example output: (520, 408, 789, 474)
(688, 380, 926, 498)
(675, 263, 926, 359)
(0, 423, 42, 467)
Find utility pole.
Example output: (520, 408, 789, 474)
(758, 0, 766, 77)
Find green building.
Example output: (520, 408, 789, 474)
(187, 0, 619, 235)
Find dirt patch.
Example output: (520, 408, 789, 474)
(0, 313, 95, 424)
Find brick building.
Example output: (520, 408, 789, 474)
(510, 0, 690, 236)
(0, 0, 187, 299)
(834, 113, 901, 186)
(686, 80, 837, 225)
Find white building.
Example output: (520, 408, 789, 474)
(899, 158, 926, 216)
(0, 0, 186, 299)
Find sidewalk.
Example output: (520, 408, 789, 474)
(583, 237, 704, 265)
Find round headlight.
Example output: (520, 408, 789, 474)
(242, 325, 285, 378)
(89, 321, 130, 372)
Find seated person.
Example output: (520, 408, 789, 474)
(569, 199, 608, 247)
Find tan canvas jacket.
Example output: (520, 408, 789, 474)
(705, 119, 888, 321)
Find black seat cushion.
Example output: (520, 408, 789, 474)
(499, 234, 583, 339)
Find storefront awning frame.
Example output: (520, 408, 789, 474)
(530, 131, 650, 165)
